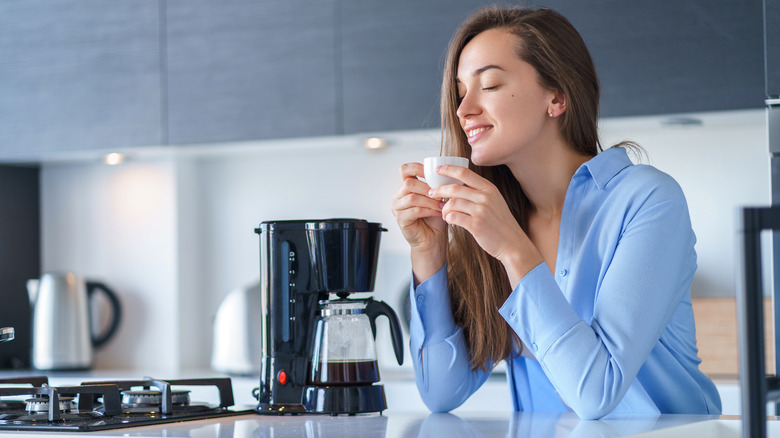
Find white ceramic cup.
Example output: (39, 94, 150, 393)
(423, 156, 470, 189)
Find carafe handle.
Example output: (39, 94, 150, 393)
(365, 298, 404, 365)
(86, 281, 123, 349)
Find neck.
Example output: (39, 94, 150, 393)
(507, 138, 591, 220)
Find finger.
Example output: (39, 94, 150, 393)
(433, 164, 491, 190)
(398, 205, 445, 223)
(442, 209, 473, 231)
(393, 192, 443, 215)
(400, 162, 424, 179)
(430, 183, 490, 205)
(402, 175, 436, 198)
(395, 205, 446, 231)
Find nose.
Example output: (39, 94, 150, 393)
(456, 91, 480, 121)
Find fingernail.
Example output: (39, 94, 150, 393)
(428, 189, 434, 197)
(435, 165, 443, 173)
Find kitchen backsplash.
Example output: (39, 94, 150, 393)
(38, 109, 768, 372)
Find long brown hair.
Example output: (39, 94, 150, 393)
(441, 6, 602, 370)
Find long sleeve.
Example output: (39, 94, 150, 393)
(499, 162, 719, 419)
(409, 265, 492, 412)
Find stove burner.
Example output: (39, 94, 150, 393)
(0, 376, 251, 432)
(120, 389, 191, 413)
(25, 396, 76, 414)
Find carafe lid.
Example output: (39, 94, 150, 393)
(320, 300, 367, 316)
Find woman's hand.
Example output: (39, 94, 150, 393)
(391, 163, 448, 282)
(428, 164, 543, 284)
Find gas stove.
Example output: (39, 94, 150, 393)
(0, 375, 254, 432)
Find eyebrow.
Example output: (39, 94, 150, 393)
(456, 64, 505, 83)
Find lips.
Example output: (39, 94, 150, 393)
(465, 125, 491, 143)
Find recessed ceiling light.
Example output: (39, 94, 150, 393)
(363, 137, 387, 150)
(103, 152, 125, 165)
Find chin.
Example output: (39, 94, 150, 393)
(469, 153, 495, 168)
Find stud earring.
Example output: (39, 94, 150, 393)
(548, 112, 554, 117)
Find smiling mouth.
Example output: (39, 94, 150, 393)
(467, 127, 489, 137)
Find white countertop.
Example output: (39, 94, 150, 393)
(0, 369, 751, 437)
(0, 411, 752, 438)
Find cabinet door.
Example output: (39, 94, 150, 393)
(0, 1, 162, 157)
(339, 0, 492, 135)
(767, 0, 780, 99)
(538, 0, 765, 116)
(166, 0, 338, 145)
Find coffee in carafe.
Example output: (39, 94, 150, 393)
(310, 360, 380, 386)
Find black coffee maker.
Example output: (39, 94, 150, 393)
(254, 219, 404, 415)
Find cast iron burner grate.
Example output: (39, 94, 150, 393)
(0, 376, 253, 431)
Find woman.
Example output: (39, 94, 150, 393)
(391, 6, 721, 419)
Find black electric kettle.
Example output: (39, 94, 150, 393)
(27, 272, 122, 370)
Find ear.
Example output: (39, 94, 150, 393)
(547, 90, 567, 118)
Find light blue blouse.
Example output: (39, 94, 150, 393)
(409, 147, 722, 419)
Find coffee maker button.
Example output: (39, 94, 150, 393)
(278, 370, 288, 386)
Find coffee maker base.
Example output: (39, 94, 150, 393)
(303, 384, 387, 415)
(256, 384, 387, 415)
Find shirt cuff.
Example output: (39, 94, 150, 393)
(499, 262, 580, 360)
(412, 264, 458, 344)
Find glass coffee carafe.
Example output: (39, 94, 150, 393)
(309, 297, 403, 386)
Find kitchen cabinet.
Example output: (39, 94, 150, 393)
(165, 0, 339, 145)
(340, 0, 765, 135)
(767, 0, 780, 98)
(0, 1, 767, 157)
(0, 1, 162, 157)
(338, 0, 492, 134)
(537, 0, 765, 117)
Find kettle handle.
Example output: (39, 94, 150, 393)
(365, 298, 404, 366)
(86, 281, 122, 349)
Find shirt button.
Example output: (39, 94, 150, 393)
(416, 295, 425, 303)
(532, 343, 538, 351)
(559, 269, 568, 277)
(510, 310, 516, 317)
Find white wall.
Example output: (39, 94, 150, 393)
(39, 109, 769, 371)
(40, 160, 180, 371)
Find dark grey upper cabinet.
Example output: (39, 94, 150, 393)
(0, 1, 767, 157)
(339, 0, 491, 134)
(767, 0, 780, 98)
(538, 0, 765, 117)
(165, 0, 339, 145)
(0, 1, 162, 156)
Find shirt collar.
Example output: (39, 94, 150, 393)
(578, 147, 632, 190)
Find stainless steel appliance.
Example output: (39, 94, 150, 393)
(211, 282, 262, 375)
(28, 272, 122, 370)
(0, 376, 251, 432)
(254, 219, 404, 414)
